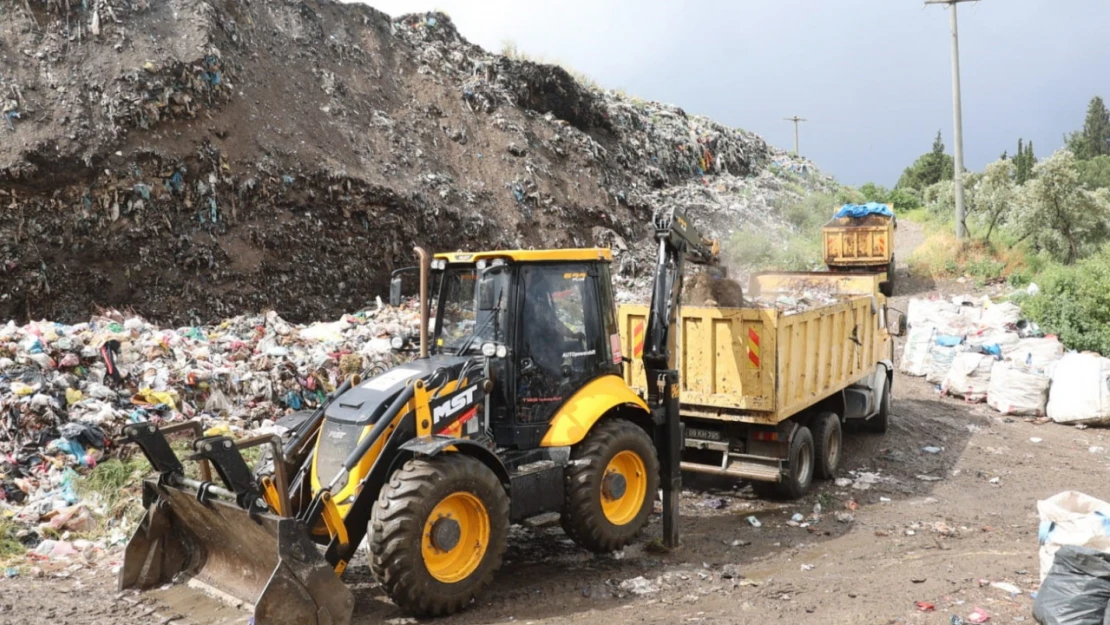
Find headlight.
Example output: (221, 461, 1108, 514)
(481, 342, 497, 357)
(390, 336, 405, 350)
(476, 259, 487, 270)
(496, 344, 508, 358)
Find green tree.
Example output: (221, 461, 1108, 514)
(897, 131, 955, 190)
(1077, 155, 1110, 191)
(1013, 149, 1110, 263)
(1066, 96, 1110, 159)
(968, 158, 1017, 242)
(1014, 138, 1036, 185)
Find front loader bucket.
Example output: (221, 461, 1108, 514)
(120, 479, 354, 625)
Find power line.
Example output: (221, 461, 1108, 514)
(784, 116, 807, 155)
(926, 0, 977, 241)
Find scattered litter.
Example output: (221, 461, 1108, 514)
(618, 576, 660, 596)
(922, 446, 943, 454)
(989, 581, 1021, 596)
(967, 607, 990, 624)
(917, 475, 943, 482)
(800, 564, 815, 572)
(1030, 437, 1044, 444)
(746, 516, 762, 528)
(835, 512, 854, 523)
(916, 601, 936, 612)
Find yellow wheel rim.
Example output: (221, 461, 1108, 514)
(422, 492, 490, 584)
(600, 450, 648, 526)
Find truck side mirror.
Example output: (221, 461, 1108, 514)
(888, 309, 907, 337)
(389, 276, 403, 307)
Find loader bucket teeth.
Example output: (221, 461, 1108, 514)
(119, 480, 353, 625)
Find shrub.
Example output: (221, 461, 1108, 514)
(1022, 247, 1110, 354)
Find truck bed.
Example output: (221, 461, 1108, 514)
(823, 213, 894, 269)
(618, 272, 891, 425)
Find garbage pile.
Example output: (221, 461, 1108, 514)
(0, 301, 421, 559)
(899, 294, 1110, 425)
(2, 1, 835, 326)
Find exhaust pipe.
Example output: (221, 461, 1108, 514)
(414, 246, 430, 358)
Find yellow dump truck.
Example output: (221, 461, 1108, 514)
(823, 203, 896, 296)
(619, 271, 901, 499)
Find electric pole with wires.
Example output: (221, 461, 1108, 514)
(926, 0, 977, 241)
(784, 116, 807, 155)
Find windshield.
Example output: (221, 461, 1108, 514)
(435, 266, 509, 354)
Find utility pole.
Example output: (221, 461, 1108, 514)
(925, 0, 976, 241)
(784, 116, 806, 155)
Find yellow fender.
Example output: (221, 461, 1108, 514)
(540, 375, 650, 447)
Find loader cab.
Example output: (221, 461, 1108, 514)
(428, 250, 622, 449)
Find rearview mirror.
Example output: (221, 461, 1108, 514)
(888, 309, 907, 337)
(389, 276, 403, 307)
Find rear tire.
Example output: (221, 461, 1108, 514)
(750, 426, 815, 500)
(369, 455, 509, 617)
(561, 418, 660, 553)
(812, 412, 842, 479)
(880, 256, 896, 297)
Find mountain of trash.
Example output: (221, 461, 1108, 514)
(0, 302, 421, 558)
(0, 0, 834, 326)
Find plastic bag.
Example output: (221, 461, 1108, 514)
(900, 324, 936, 377)
(1032, 545, 1110, 625)
(1038, 491, 1110, 583)
(1047, 353, 1110, 426)
(988, 362, 1049, 416)
(982, 301, 1023, 330)
(1007, 337, 1065, 375)
(942, 352, 993, 402)
(925, 345, 959, 385)
(908, 299, 957, 329)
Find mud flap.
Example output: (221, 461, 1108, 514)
(120, 480, 353, 625)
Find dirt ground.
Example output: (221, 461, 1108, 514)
(2, 220, 1104, 625)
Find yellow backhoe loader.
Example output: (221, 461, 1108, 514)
(117, 207, 717, 624)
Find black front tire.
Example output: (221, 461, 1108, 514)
(865, 377, 892, 434)
(561, 418, 660, 553)
(812, 412, 843, 479)
(369, 455, 509, 617)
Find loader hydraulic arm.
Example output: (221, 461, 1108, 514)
(642, 206, 718, 549)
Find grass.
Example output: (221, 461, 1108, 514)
(78, 455, 150, 517)
(0, 517, 23, 560)
(500, 39, 601, 91)
(907, 232, 1035, 286)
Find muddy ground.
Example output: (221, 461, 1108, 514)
(2, 220, 1101, 625)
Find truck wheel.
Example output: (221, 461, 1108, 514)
(880, 256, 896, 297)
(777, 426, 815, 499)
(562, 418, 660, 553)
(750, 426, 815, 500)
(812, 412, 842, 479)
(865, 378, 891, 434)
(369, 455, 509, 617)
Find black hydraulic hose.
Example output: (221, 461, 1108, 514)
(341, 383, 416, 472)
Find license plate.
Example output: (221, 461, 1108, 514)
(686, 427, 722, 441)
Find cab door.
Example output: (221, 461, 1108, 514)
(513, 262, 618, 444)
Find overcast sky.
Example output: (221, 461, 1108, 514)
(353, 0, 1110, 187)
